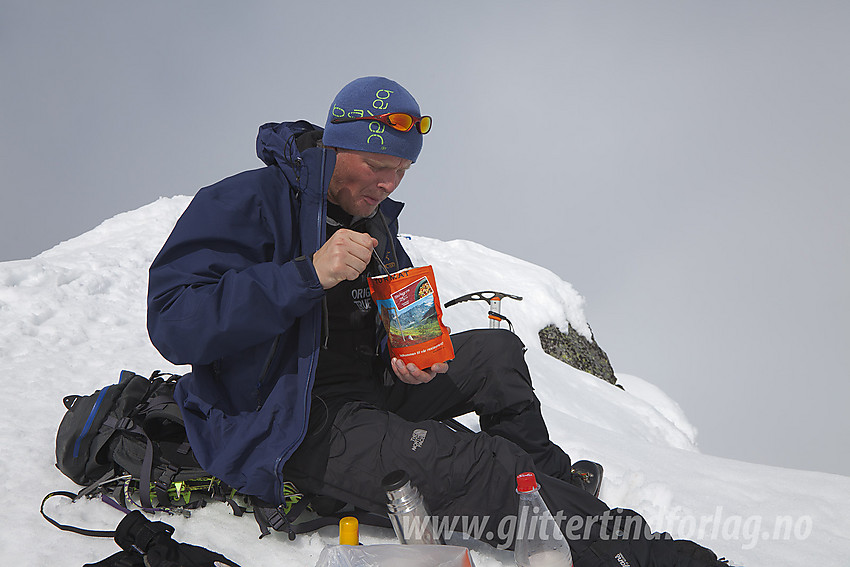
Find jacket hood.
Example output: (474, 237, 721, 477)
(256, 120, 331, 201)
(256, 120, 322, 167)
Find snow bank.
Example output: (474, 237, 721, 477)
(1, 196, 848, 566)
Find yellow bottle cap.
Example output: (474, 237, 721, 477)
(339, 516, 359, 545)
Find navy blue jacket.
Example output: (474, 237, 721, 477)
(147, 120, 412, 504)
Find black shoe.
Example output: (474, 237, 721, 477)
(570, 460, 603, 497)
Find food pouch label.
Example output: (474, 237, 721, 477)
(368, 265, 454, 369)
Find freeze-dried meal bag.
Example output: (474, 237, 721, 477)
(368, 265, 454, 369)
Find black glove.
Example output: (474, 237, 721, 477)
(84, 510, 240, 567)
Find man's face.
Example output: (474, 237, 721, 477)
(327, 149, 412, 217)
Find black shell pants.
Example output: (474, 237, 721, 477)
(283, 329, 605, 546)
(281, 329, 725, 565)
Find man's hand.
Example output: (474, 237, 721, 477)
(312, 229, 378, 290)
(392, 358, 450, 385)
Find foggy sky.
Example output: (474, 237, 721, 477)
(2, 1, 848, 476)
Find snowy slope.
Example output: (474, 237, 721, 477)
(1, 197, 848, 566)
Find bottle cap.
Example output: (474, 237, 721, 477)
(516, 472, 539, 493)
(339, 516, 359, 545)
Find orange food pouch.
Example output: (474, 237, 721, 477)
(368, 265, 454, 369)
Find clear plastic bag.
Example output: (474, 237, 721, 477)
(314, 544, 475, 567)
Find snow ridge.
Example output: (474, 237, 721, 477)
(1, 197, 847, 566)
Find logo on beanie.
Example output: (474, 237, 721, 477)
(331, 88, 396, 150)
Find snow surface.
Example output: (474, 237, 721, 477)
(1, 196, 848, 565)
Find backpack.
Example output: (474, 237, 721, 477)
(45, 369, 391, 541)
(53, 370, 229, 512)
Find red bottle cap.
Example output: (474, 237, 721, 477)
(516, 472, 538, 493)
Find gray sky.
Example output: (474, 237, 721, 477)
(3, 1, 848, 476)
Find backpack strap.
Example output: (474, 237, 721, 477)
(250, 495, 393, 540)
(252, 495, 322, 540)
(137, 434, 157, 510)
(101, 414, 160, 511)
(285, 509, 393, 536)
(41, 491, 115, 538)
(152, 465, 181, 508)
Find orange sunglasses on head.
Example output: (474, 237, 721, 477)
(331, 112, 432, 134)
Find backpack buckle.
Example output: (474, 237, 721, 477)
(154, 465, 181, 505)
(155, 465, 180, 490)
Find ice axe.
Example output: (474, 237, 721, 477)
(440, 291, 523, 436)
(444, 291, 522, 330)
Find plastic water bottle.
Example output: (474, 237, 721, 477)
(382, 470, 444, 545)
(514, 472, 573, 567)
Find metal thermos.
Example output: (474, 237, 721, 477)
(382, 470, 444, 545)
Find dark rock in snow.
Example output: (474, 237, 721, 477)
(538, 324, 618, 386)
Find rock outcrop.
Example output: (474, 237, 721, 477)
(538, 324, 618, 386)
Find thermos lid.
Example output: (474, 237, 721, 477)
(381, 469, 410, 492)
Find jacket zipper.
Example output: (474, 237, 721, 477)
(273, 147, 328, 504)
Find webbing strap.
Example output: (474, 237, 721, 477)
(287, 509, 393, 535)
(153, 465, 180, 508)
(40, 492, 115, 538)
(138, 436, 156, 510)
(252, 497, 392, 540)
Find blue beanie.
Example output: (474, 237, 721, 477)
(323, 76, 424, 162)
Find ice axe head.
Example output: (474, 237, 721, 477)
(443, 291, 522, 329)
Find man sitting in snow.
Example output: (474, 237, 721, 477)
(147, 76, 727, 566)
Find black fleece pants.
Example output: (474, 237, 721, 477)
(281, 329, 725, 566)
